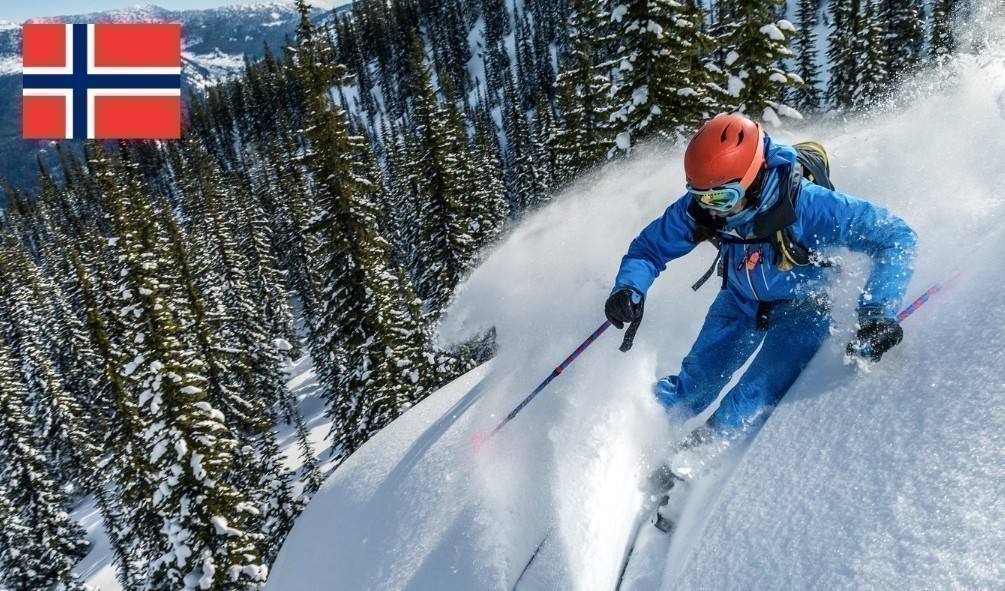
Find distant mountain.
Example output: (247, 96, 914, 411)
(0, 1, 347, 191)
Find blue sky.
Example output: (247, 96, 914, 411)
(3, 0, 338, 23)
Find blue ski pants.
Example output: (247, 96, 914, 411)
(655, 290, 831, 437)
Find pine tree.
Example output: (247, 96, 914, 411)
(291, 4, 434, 463)
(470, 103, 510, 250)
(261, 129, 324, 341)
(502, 73, 540, 213)
(408, 35, 480, 312)
(229, 174, 325, 496)
(854, 0, 889, 109)
(94, 144, 266, 589)
(172, 145, 301, 564)
(605, 0, 718, 151)
(553, 0, 614, 181)
(531, 91, 558, 196)
(0, 235, 96, 489)
(826, 0, 861, 110)
(790, 0, 822, 112)
(827, 0, 888, 110)
(481, 0, 513, 99)
(514, 7, 539, 108)
(0, 485, 37, 590)
(67, 241, 153, 589)
(929, 0, 956, 61)
(381, 118, 422, 270)
(230, 174, 300, 358)
(0, 338, 89, 591)
(35, 239, 106, 482)
(530, 3, 558, 99)
(882, 0, 924, 81)
(716, 0, 800, 124)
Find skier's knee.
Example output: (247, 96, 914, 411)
(653, 375, 694, 421)
(653, 375, 679, 406)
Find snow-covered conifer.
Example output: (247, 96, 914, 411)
(827, 0, 888, 110)
(531, 91, 558, 196)
(854, 0, 889, 109)
(291, 7, 434, 463)
(95, 144, 266, 590)
(503, 73, 541, 213)
(826, 0, 860, 110)
(471, 101, 510, 250)
(882, 0, 925, 81)
(0, 339, 89, 591)
(407, 36, 481, 312)
(0, 236, 96, 488)
(605, 0, 719, 150)
(790, 0, 822, 112)
(553, 0, 614, 180)
(929, 0, 956, 61)
(715, 0, 800, 124)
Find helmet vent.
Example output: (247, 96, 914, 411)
(720, 126, 729, 142)
(737, 129, 745, 145)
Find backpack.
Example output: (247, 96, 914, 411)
(690, 141, 835, 292)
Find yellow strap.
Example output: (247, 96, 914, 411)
(775, 230, 794, 271)
(793, 141, 829, 168)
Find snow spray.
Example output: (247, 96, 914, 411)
(471, 320, 613, 450)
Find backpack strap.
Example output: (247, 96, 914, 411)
(772, 227, 829, 270)
(793, 142, 835, 190)
(692, 252, 720, 291)
(688, 142, 836, 290)
(691, 234, 771, 292)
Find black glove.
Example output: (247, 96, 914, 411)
(605, 288, 644, 352)
(847, 317, 903, 362)
(605, 288, 644, 329)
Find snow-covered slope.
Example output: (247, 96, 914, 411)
(266, 34, 1005, 591)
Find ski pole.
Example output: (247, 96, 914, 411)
(850, 272, 959, 359)
(896, 273, 956, 323)
(472, 320, 613, 449)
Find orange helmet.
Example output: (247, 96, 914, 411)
(684, 114, 765, 191)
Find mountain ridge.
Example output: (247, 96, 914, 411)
(0, 1, 347, 190)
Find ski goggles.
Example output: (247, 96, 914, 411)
(687, 182, 745, 212)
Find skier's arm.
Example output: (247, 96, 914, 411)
(798, 183, 917, 319)
(613, 195, 700, 298)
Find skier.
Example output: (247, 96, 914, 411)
(604, 113, 917, 441)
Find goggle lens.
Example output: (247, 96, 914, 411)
(688, 183, 744, 212)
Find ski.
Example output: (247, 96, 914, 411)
(511, 533, 550, 590)
(614, 467, 686, 591)
(614, 515, 650, 591)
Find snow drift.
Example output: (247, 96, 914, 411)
(266, 30, 1005, 591)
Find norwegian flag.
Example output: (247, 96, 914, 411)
(22, 23, 181, 139)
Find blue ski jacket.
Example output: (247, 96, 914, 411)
(613, 135, 917, 320)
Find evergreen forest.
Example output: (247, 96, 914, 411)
(0, 0, 971, 588)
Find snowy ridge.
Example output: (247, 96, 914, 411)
(264, 41, 1005, 591)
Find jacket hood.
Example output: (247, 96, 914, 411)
(754, 133, 798, 214)
(724, 133, 800, 237)
(764, 132, 799, 170)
